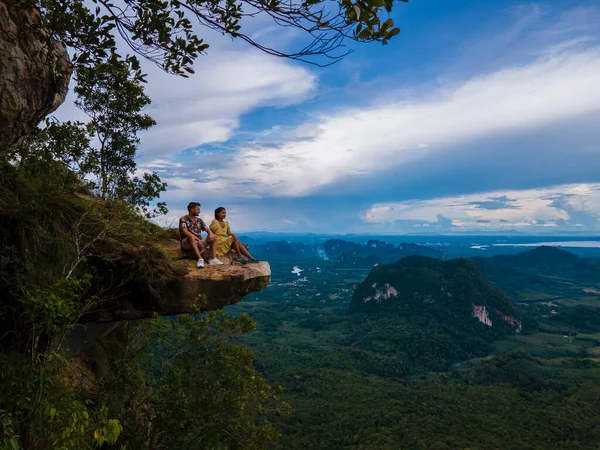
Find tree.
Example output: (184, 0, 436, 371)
(74, 57, 167, 216)
(93, 308, 289, 449)
(31, 0, 407, 76)
(7, 118, 92, 192)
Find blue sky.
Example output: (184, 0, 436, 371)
(57, 0, 600, 233)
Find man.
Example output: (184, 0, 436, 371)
(179, 202, 224, 267)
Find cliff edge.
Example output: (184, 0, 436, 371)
(86, 239, 271, 322)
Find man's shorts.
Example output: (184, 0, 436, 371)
(181, 236, 208, 250)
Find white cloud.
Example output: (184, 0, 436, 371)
(54, 50, 317, 161)
(137, 51, 316, 159)
(181, 43, 600, 198)
(363, 183, 600, 230)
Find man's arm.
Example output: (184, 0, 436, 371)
(202, 220, 215, 239)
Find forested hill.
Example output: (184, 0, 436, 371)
(473, 246, 600, 301)
(345, 257, 522, 372)
(351, 256, 520, 324)
(474, 245, 600, 284)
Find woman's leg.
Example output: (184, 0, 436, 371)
(239, 243, 254, 259)
(209, 236, 218, 260)
(232, 239, 244, 258)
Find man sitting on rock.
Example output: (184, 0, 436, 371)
(179, 202, 224, 268)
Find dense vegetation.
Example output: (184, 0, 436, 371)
(227, 243, 600, 449)
(474, 246, 600, 301)
(0, 163, 287, 448)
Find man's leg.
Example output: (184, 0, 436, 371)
(182, 237, 202, 260)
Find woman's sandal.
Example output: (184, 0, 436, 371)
(235, 257, 260, 264)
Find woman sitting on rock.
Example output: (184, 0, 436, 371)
(210, 207, 256, 262)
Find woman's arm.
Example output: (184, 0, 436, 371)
(227, 222, 237, 239)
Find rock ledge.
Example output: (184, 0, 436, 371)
(89, 240, 271, 322)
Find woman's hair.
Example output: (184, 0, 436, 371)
(214, 207, 226, 219)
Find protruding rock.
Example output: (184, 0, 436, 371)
(0, 0, 72, 153)
(82, 239, 271, 322)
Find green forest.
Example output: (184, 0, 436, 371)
(227, 246, 600, 449)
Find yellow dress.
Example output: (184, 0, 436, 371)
(210, 220, 235, 257)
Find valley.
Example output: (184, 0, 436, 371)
(228, 236, 600, 449)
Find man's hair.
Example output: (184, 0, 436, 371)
(187, 202, 201, 213)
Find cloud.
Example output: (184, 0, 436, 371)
(172, 40, 600, 199)
(138, 52, 316, 159)
(54, 49, 316, 161)
(435, 214, 453, 228)
(363, 183, 600, 231)
(53, 3, 600, 234)
(468, 196, 520, 210)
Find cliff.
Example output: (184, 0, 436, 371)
(0, 167, 270, 355)
(85, 239, 271, 322)
(0, 0, 72, 153)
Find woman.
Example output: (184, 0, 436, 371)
(210, 207, 256, 262)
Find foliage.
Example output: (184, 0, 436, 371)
(8, 63, 167, 218)
(28, 0, 407, 76)
(550, 305, 600, 334)
(0, 162, 184, 351)
(6, 118, 93, 193)
(74, 58, 164, 212)
(79, 309, 288, 449)
(271, 367, 600, 450)
(229, 244, 600, 449)
(0, 319, 122, 449)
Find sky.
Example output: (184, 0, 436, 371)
(55, 0, 600, 234)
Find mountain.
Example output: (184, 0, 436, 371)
(475, 246, 600, 283)
(338, 241, 444, 268)
(323, 239, 444, 267)
(322, 239, 363, 258)
(473, 246, 600, 300)
(351, 256, 520, 324)
(347, 256, 522, 373)
(252, 240, 311, 257)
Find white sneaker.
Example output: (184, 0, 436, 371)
(209, 258, 224, 265)
(197, 258, 205, 268)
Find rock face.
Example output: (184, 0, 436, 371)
(83, 240, 271, 323)
(0, 0, 72, 153)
